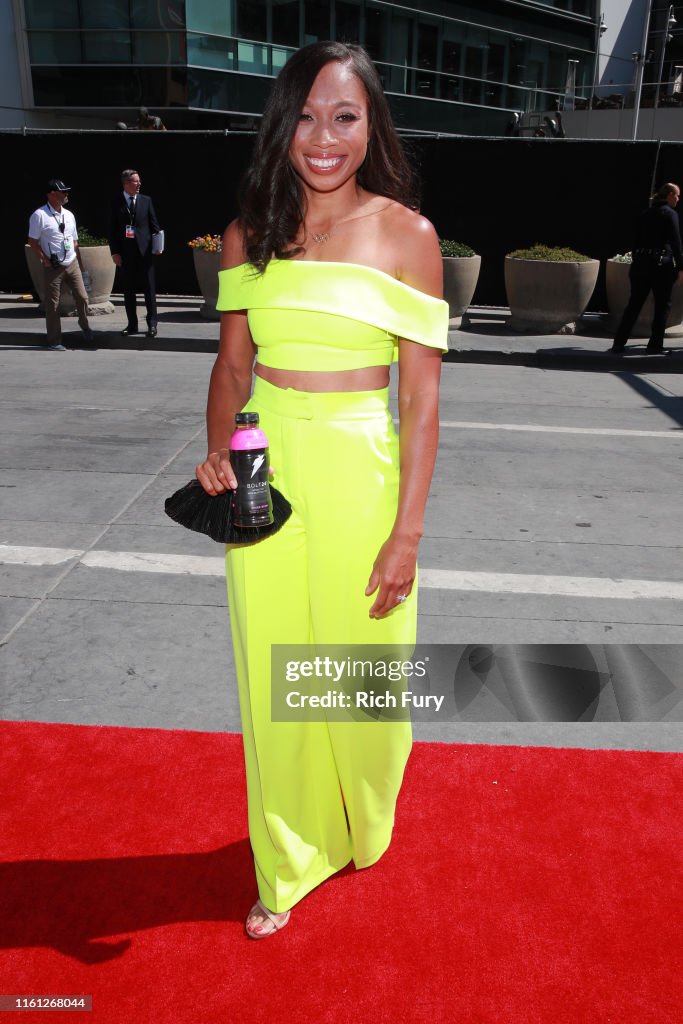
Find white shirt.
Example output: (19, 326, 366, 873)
(28, 203, 79, 266)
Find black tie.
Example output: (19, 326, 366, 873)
(128, 196, 135, 212)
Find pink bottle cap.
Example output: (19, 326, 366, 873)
(230, 426, 268, 451)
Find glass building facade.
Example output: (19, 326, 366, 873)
(640, 1, 683, 108)
(22, 0, 598, 134)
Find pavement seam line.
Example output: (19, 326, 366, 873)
(642, 374, 677, 397)
(3, 545, 683, 600)
(438, 420, 683, 438)
(0, 426, 207, 648)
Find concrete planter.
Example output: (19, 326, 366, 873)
(192, 250, 220, 320)
(504, 255, 599, 334)
(442, 254, 481, 322)
(24, 244, 115, 315)
(605, 257, 683, 336)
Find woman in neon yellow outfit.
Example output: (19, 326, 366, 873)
(196, 41, 448, 938)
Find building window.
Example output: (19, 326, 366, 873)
(463, 29, 486, 105)
(272, 47, 291, 73)
(187, 33, 236, 70)
(442, 38, 461, 101)
(82, 31, 132, 63)
(383, 14, 412, 94)
(364, 4, 388, 63)
(237, 0, 266, 42)
(31, 66, 187, 107)
(416, 22, 438, 97)
(80, 2, 129, 30)
(304, 0, 330, 44)
(28, 32, 81, 64)
(130, 0, 186, 30)
(272, 0, 299, 48)
(133, 32, 185, 64)
(335, 0, 360, 44)
(486, 41, 506, 106)
(24, 0, 79, 30)
(188, 66, 274, 111)
(238, 40, 270, 74)
(186, 0, 233, 37)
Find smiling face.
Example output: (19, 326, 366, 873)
(288, 60, 370, 194)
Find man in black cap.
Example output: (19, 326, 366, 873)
(27, 179, 94, 350)
(108, 169, 162, 337)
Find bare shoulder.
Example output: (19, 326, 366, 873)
(382, 203, 442, 298)
(220, 219, 248, 270)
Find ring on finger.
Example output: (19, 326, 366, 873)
(396, 594, 408, 604)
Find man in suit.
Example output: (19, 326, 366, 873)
(109, 169, 162, 337)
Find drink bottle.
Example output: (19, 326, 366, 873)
(229, 412, 273, 527)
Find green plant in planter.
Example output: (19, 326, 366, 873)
(611, 252, 633, 263)
(507, 243, 591, 262)
(439, 239, 476, 257)
(77, 227, 108, 247)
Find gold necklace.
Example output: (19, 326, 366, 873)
(308, 201, 392, 245)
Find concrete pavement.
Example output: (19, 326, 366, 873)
(2, 291, 683, 368)
(1, 294, 682, 751)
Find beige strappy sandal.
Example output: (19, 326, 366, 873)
(245, 898, 291, 939)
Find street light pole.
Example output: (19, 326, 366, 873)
(632, 0, 653, 141)
(655, 5, 677, 109)
(587, 13, 607, 137)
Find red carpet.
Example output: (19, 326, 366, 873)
(0, 721, 680, 1024)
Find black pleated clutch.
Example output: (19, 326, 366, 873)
(164, 479, 292, 544)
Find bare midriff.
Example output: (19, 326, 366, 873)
(255, 363, 390, 393)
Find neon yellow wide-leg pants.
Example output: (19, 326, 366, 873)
(226, 377, 414, 913)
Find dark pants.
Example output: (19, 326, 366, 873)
(613, 258, 677, 350)
(119, 241, 157, 330)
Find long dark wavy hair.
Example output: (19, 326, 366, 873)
(239, 41, 419, 270)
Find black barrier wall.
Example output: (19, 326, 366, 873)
(4, 132, 253, 300)
(4, 131, 683, 309)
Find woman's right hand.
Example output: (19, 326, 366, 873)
(195, 450, 237, 495)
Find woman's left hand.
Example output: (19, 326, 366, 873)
(365, 534, 418, 619)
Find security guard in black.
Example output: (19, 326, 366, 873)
(612, 183, 683, 354)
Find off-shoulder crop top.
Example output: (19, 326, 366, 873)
(216, 259, 449, 371)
